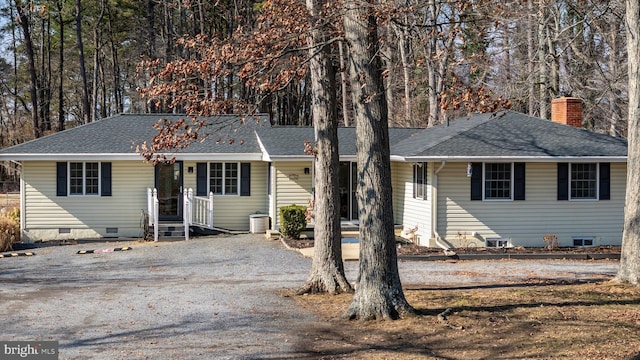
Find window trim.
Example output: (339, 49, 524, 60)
(569, 163, 599, 201)
(68, 161, 102, 196)
(208, 162, 240, 196)
(413, 162, 427, 200)
(482, 162, 514, 201)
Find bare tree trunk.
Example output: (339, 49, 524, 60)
(100, 61, 107, 118)
(15, 0, 41, 138)
(40, 12, 52, 132)
(297, 0, 352, 295)
(616, 0, 640, 285)
(57, 0, 65, 131)
(197, 0, 205, 35)
(342, 0, 414, 320)
(10, 0, 20, 140)
(107, 10, 123, 114)
(380, 26, 395, 125)
(396, 23, 412, 125)
(338, 41, 350, 127)
(76, 0, 91, 124)
(548, 4, 559, 98)
(608, 24, 623, 136)
(537, 1, 548, 119)
(423, 0, 456, 127)
(147, 0, 156, 57)
(91, 1, 105, 122)
(527, 0, 535, 116)
(426, 0, 439, 127)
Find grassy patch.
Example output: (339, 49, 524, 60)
(293, 280, 640, 359)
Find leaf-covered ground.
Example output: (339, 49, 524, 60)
(291, 280, 640, 359)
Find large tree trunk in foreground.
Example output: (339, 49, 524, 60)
(342, 0, 415, 320)
(298, 0, 352, 295)
(616, 0, 640, 285)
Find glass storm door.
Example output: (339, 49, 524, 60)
(339, 162, 358, 221)
(155, 161, 183, 221)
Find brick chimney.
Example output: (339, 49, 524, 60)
(551, 97, 582, 127)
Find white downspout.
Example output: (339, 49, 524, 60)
(432, 160, 454, 254)
(9, 161, 25, 243)
(19, 170, 26, 243)
(270, 164, 277, 230)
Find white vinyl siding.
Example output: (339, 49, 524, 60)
(437, 162, 625, 248)
(393, 162, 432, 244)
(183, 161, 268, 231)
(22, 161, 154, 241)
(272, 161, 313, 227)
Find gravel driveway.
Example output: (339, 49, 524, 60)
(0, 234, 619, 359)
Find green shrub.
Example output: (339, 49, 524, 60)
(279, 205, 307, 239)
(0, 208, 20, 252)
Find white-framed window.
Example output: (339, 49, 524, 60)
(209, 162, 239, 195)
(486, 238, 509, 248)
(69, 162, 100, 195)
(484, 163, 512, 200)
(570, 163, 597, 200)
(573, 237, 594, 247)
(413, 162, 427, 200)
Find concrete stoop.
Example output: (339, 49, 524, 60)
(155, 223, 186, 241)
(265, 230, 280, 240)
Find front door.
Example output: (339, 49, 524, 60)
(339, 162, 358, 221)
(155, 161, 183, 221)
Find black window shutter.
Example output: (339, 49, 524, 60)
(56, 162, 67, 197)
(599, 163, 610, 200)
(240, 163, 251, 196)
(470, 162, 483, 200)
(514, 163, 526, 200)
(557, 163, 569, 200)
(412, 165, 418, 198)
(101, 162, 112, 196)
(267, 163, 272, 195)
(196, 163, 207, 196)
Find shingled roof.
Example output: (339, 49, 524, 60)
(256, 127, 422, 160)
(0, 111, 628, 162)
(0, 114, 269, 160)
(392, 111, 627, 161)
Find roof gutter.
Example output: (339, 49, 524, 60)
(402, 156, 627, 163)
(0, 153, 264, 161)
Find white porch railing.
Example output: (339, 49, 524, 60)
(147, 187, 213, 241)
(186, 189, 215, 230)
(146, 188, 159, 242)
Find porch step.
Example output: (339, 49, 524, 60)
(155, 223, 186, 240)
(341, 230, 359, 238)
